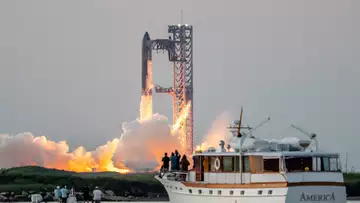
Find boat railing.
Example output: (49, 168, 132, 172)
(158, 170, 189, 181)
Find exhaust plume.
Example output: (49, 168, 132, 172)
(0, 112, 185, 173)
(196, 111, 232, 151)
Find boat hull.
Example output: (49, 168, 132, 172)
(155, 176, 346, 203)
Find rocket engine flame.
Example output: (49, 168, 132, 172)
(140, 95, 153, 121)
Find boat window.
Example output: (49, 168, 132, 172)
(322, 157, 330, 171)
(243, 156, 251, 172)
(337, 157, 341, 171)
(223, 157, 233, 172)
(321, 156, 340, 171)
(193, 156, 200, 170)
(316, 157, 321, 171)
(234, 156, 250, 172)
(330, 157, 338, 171)
(312, 156, 340, 172)
(263, 158, 279, 172)
(285, 157, 312, 172)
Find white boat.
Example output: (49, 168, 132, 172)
(155, 109, 346, 203)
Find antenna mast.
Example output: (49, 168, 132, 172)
(237, 107, 243, 137)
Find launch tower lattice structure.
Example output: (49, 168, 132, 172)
(170, 24, 194, 157)
(154, 24, 194, 157)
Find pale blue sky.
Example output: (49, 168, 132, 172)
(0, 0, 359, 169)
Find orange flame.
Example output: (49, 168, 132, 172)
(171, 102, 191, 148)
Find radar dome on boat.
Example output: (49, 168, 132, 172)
(298, 139, 311, 148)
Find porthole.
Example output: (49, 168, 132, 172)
(268, 190, 273, 195)
(209, 190, 213, 194)
(175, 187, 177, 189)
(240, 190, 245, 195)
(180, 188, 183, 190)
(258, 190, 262, 195)
(218, 190, 222, 195)
(189, 189, 192, 194)
(230, 190, 234, 195)
(198, 190, 202, 194)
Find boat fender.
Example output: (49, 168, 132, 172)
(214, 157, 221, 171)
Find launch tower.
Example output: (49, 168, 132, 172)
(168, 24, 194, 157)
(141, 24, 194, 157)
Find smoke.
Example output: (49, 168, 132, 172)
(196, 111, 232, 150)
(113, 113, 184, 171)
(0, 113, 184, 172)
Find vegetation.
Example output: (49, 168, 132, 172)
(0, 166, 166, 197)
(1, 166, 360, 198)
(344, 173, 360, 197)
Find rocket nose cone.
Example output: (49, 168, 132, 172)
(143, 32, 151, 41)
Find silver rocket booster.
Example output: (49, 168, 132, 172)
(142, 32, 152, 96)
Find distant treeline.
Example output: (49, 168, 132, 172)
(1, 166, 360, 197)
(344, 173, 360, 197)
(0, 166, 166, 197)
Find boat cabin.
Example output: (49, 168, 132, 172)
(187, 151, 341, 183)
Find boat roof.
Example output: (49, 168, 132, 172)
(193, 151, 339, 157)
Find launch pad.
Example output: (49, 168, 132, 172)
(141, 24, 194, 157)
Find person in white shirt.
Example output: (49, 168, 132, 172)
(93, 186, 102, 203)
(67, 187, 76, 203)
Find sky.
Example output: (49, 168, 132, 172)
(0, 0, 359, 170)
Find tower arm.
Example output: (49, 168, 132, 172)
(151, 39, 179, 61)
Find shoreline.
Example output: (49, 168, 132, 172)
(348, 196, 360, 200)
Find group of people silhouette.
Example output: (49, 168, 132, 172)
(53, 185, 102, 203)
(161, 149, 190, 172)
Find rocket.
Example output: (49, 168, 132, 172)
(142, 32, 153, 96)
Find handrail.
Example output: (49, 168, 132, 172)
(161, 171, 291, 184)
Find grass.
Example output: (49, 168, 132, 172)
(0, 166, 164, 195)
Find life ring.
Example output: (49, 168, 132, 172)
(214, 157, 221, 171)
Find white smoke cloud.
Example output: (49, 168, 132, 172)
(113, 113, 184, 171)
(196, 111, 232, 150)
(0, 113, 184, 172)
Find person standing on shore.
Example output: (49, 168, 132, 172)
(82, 185, 90, 203)
(93, 186, 102, 203)
(67, 187, 76, 203)
(54, 186, 62, 202)
(60, 186, 69, 203)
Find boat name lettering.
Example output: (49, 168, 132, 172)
(300, 192, 335, 201)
